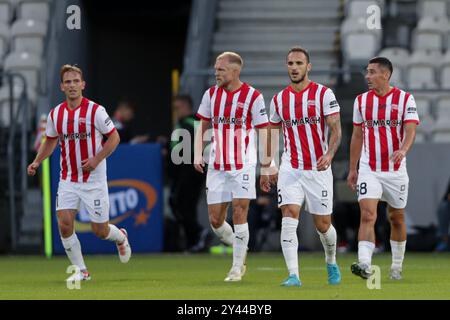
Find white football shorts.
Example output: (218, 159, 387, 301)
(357, 169, 409, 209)
(277, 163, 333, 215)
(56, 179, 110, 223)
(206, 165, 256, 205)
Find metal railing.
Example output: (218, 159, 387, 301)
(2, 72, 30, 252)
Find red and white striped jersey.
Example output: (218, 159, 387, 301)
(45, 97, 116, 183)
(353, 87, 420, 172)
(196, 83, 269, 171)
(269, 82, 340, 170)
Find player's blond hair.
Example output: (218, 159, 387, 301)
(60, 64, 84, 82)
(216, 52, 244, 68)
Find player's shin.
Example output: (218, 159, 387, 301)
(232, 223, 249, 269)
(358, 241, 375, 266)
(317, 224, 337, 264)
(281, 217, 299, 278)
(390, 240, 406, 270)
(105, 224, 126, 243)
(61, 233, 87, 271)
(212, 221, 234, 246)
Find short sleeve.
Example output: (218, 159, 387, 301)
(353, 97, 363, 126)
(323, 88, 340, 116)
(95, 106, 116, 136)
(251, 94, 269, 128)
(196, 89, 212, 121)
(45, 111, 58, 139)
(403, 94, 420, 125)
(269, 96, 282, 126)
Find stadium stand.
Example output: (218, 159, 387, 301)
(0, 0, 53, 252)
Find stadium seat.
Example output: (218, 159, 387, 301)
(414, 95, 433, 119)
(0, 22, 9, 59)
(341, 16, 382, 42)
(406, 62, 438, 90)
(417, 16, 450, 33)
(346, 0, 386, 18)
(410, 49, 443, 68)
(378, 47, 410, 68)
(432, 132, 450, 142)
(440, 51, 450, 89)
(0, 0, 15, 23)
(414, 131, 427, 143)
(11, 19, 47, 56)
(4, 51, 42, 90)
(412, 30, 444, 51)
(417, 0, 448, 19)
(17, 0, 51, 22)
(0, 84, 36, 127)
(343, 32, 380, 67)
(389, 67, 405, 87)
(435, 95, 450, 119)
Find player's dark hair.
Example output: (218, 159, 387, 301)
(287, 46, 310, 63)
(174, 94, 193, 110)
(369, 57, 393, 78)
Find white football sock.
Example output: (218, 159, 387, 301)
(281, 217, 299, 278)
(106, 224, 126, 243)
(390, 240, 406, 270)
(358, 241, 375, 266)
(317, 224, 337, 265)
(232, 223, 249, 269)
(61, 233, 87, 271)
(212, 221, 234, 246)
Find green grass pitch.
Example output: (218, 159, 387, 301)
(1, 252, 449, 299)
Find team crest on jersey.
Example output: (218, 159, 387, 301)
(307, 100, 315, 107)
(79, 118, 86, 124)
(237, 102, 245, 109)
(392, 104, 398, 110)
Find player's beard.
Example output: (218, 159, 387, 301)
(217, 78, 229, 88)
(290, 74, 305, 84)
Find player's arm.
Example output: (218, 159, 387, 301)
(194, 118, 210, 173)
(317, 113, 342, 171)
(347, 125, 363, 191)
(27, 137, 59, 176)
(391, 122, 417, 164)
(260, 123, 281, 192)
(81, 130, 120, 172)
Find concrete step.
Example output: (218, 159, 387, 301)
(212, 42, 337, 54)
(219, 0, 342, 11)
(214, 32, 338, 44)
(217, 25, 341, 34)
(217, 10, 341, 21)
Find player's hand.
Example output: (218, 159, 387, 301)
(260, 166, 278, 186)
(391, 149, 406, 165)
(317, 153, 332, 171)
(81, 157, 99, 172)
(194, 156, 205, 173)
(347, 169, 358, 192)
(27, 162, 40, 176)
(260, 175, 271, 193)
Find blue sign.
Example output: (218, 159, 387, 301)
(50, 144, 163, 254)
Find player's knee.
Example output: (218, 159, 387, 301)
(58, 221, 73, 238)
(92, 225, 109, 239)
(389, 213, 404, 228)
(360, 209, 377, 225)
(316, 219, 331, 233)
(209, 215, 223, 229)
